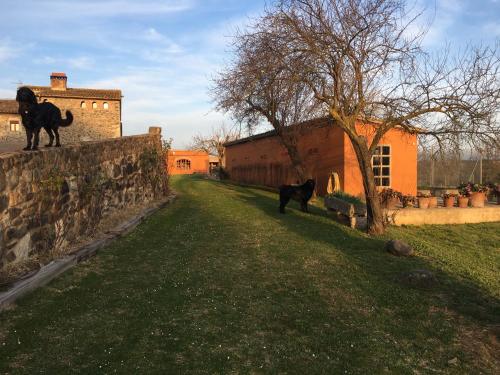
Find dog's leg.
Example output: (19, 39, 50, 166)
(53, 128, 61, 147)
(32, 128, 41, 150)
(24, 129, 33, 151)
(279, 195, 290, 214)
(301, 200, 309, 212)
(45, 127, 54, 147)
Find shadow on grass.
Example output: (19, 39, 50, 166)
(0, 175, 497, 374)
(216, 179, 500, 328)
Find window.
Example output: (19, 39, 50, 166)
(92, 102, 97, 109)
(9, 120, 20, 132)
(103, 102, 109, 110)
(372, 145, 391, 187)
(81, 101, 86, 109)
(176, 159, 191, 170)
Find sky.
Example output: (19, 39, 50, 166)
(0, 0, 499, 148)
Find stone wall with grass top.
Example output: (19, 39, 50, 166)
(0, 127, 169, 269)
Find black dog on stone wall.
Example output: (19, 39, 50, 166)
(279, 179, 316, 214)
(16, 87, 73, 151)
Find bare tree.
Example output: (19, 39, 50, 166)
(212, 25, 322, 180)
(214, 0, 500, 234)
(188, 123, 241, 166)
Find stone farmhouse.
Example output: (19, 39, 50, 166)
(224, 117, 418, 197)
(0, 73, 122, 150)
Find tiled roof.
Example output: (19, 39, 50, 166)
(28, 86, 122, 100)
(0, 100, 18, 114)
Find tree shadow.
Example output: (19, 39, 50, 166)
(216, 180, 500, 328)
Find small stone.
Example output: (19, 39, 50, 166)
(448, 357, 458, 365)
(399, 269, 437, 289)
(386, 239, 414, 257)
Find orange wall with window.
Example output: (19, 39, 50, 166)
(224, 119, 417, 197)
(342, 123, 417, 198)
(167, 150, 209, 175)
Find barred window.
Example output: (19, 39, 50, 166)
(372, 145, 391, 187)
(176, 159, 191, 170)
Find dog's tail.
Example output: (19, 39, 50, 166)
(60, 110, 73, 127)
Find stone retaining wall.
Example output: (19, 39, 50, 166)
(0, 128, 169, 269)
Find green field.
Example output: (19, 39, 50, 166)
(0, 175, 498, 374)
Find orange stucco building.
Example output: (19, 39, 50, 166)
(224, 117, 417, 198)
(167, 150, 209, 175)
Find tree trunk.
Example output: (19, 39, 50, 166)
(281, 138, 308, 184)
(350, 138, 385, 235)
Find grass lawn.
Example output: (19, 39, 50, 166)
(0, 175, 499, 374)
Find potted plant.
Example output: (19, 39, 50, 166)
(401, 195, 416, 208)
(428, 195, 438, 208)
(417, 193, 431, 209)
(459, 182, 488, 208)
(457, 195, 469, 208)
(378, 188, 401, 209)
(442, 193, 457, 208)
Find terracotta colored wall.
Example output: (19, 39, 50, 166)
(343, 123, 417, 198)
(225, 121, 417, 197)
(167, 150, 209, 175)
(225, 122, 345, 194)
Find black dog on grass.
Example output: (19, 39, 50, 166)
(16, 87, 73, 151)
(279, 179, 315, 214)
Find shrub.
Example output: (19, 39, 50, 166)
(328, 191, 364, 205)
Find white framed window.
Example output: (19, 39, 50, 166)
(103, 102, 109, 110)
(81, 101, 87, 109)
(372, 145, 391, 187)
(92, 102, 97, 109)
(176, 159, 191, 170)
(9, 120, 20, 132)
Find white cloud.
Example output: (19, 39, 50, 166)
(403, 0, 465, 48)
(0, 39, 20, 63)
(2, 0, 194, 18)
(483, 22, 500, 36)
(34, 56, 57, 64)
(68, 56, 94, 69)
(34, 55, 94, 70)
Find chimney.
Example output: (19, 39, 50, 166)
(50, 72, 67, 90)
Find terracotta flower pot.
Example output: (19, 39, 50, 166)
(428, 196, 438, 208)
(469, 192, 486, 208)
(418, 197, 430, 209)
(457, 196, 469, 208)
(443, 196, 455, 208)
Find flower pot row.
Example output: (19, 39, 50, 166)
(418, 192, 487, 209)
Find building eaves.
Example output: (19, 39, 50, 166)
(28, 86, 122, 100)
(224, 117, 334, 147)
